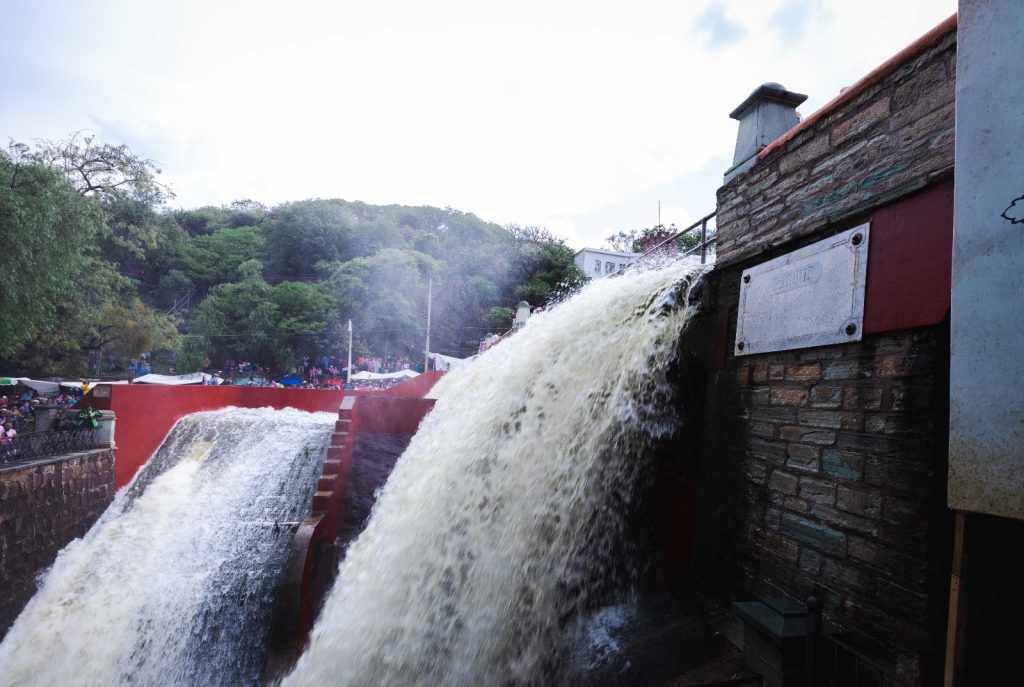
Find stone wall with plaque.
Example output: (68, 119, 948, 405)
(735, 224, 868, 356)
(693, 16, 959, 684)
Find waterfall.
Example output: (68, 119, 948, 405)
(0, 407, 333, 687)
(284, 261, 705, 687)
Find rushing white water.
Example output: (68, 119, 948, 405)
(0, 407, 333, 687)
(284, 261, 705, 687)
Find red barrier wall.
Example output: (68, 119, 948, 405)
(88, 371, 444, 489)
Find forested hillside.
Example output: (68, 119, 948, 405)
(0, 135, 586, 376)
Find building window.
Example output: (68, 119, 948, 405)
(593, 260, 601, 273)
(605, 261, 614, 274)
(619, 263, 626, 272)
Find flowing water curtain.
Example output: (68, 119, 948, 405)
(0, 407, 334, 687)
(284, 260, 706, 687)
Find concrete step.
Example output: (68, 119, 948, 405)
(317, 474, 338, 492)
(330, 432, 348, 447)
(312, 490, 332, 513)
(322, 459, 343, 475)
(335, 419, 351, 432)
(327, 445, 345, 461)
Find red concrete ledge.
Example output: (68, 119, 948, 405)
(85, 371, 444, 489)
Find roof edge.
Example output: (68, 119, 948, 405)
(756, 13, 958, 163)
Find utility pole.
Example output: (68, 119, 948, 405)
(346, 319, 353, 386)
(424, 277, 432, 373)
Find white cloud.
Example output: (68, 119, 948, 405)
(1, 0, 957, 248)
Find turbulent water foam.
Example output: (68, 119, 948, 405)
(284, 261, 705, 687)
(0, 407, 333, 687)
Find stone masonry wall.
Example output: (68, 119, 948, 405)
(699, 18, 958, 686)
(0, 449, 115, 638)
(715, 22, 955, 267)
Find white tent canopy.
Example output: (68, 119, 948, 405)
(428, 352, 472, 371)
(350, 369, 419, 381)
(0, 377, 89, 394)
(133, 372, 211, 385)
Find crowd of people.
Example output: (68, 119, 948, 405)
(212, 354, 425, 390)
(0, 388, 98, 463)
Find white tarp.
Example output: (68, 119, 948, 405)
(133, 372, 211, 385)
(1, 377, 92, 394)
(350, 369, 419, 381)
(429, 353, 472, 371)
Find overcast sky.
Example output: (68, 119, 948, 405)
(2, 0, 956, 249)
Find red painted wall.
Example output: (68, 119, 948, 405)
(89, 371, 444, 489)
(864, 179, 954, 334)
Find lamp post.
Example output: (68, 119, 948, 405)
(346, 319, 353, 386)
(424, 277, 433, 372)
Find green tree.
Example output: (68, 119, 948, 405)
(262, 200, 359, 281)
(0, 143, 106, 357)
(506, 226, 587, 307)
(191, 269, 336, 369)
(604, 224, 701, 254)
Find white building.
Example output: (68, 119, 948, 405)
(573, 247, 639, 278)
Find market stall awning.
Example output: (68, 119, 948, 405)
(133, 372, 211, 385)
(350, 369, 420, 381)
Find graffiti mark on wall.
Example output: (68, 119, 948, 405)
(1001, 195, 1024, 224)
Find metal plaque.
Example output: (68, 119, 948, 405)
(735, 223, 869, 356)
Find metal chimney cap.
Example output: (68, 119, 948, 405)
(729, 82, 808, 120)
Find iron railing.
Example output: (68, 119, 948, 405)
(1, 427, 97, 465)
(640, 211, 718, 264)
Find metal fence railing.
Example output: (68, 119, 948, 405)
(1, 427, 97, 465)
(640, 211, 718, 264)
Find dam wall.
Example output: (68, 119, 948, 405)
(86, 371, 444, 489)
(0, 449, 115, 638)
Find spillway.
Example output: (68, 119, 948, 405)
(284, 261, 705, 687)
(0, 407, 333, 687)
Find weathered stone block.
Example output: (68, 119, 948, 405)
(809, 503, 878, 536)
(797, 409, 843, 429)
(874, 354, 917, 378)
(822, 360, 865, 381)
(750, 438, 789, 464)
(786, 444, 820, 472)
(751, 406, 797, 423)
(736, 366, 751, 387)
(778, 132, 830, 174)
(836, 433, 897, 455)
(822, 449, 865, 481)
(779, 512, 847, 555)
(798, 548, 823, 574)
(784, 496, 810, 514)
(771, 387, 809, 406)
(799, 477, 836, 505)
(809, 385, 842, 408)
(837, 486, 883, 518)
(832, 96, 891, 145)
(786, 362, 821, 382)
(779, 426, 836, 445)
(769, 469, 800, 495)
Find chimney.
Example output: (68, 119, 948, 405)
(724, 82, 807, 183)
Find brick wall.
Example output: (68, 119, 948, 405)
(696, 18, 958, 686)
(0, 449, 115, 638)
(715, 22, 955, 267)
